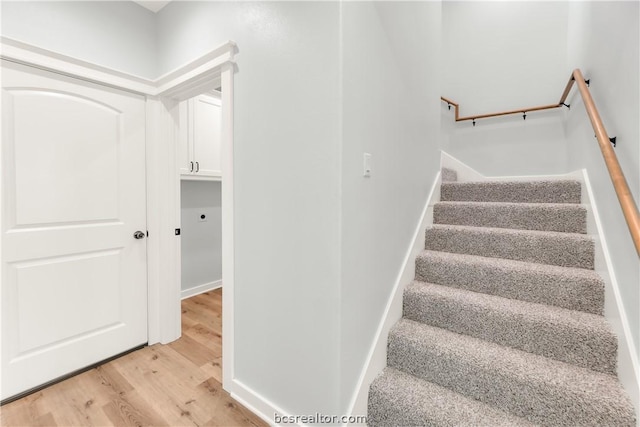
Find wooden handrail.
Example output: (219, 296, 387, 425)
(571, 69, 640, 255)
(443, 69, 640, 256)
(441, 96, 563, 122)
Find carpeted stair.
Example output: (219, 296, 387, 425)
(368, 174, 636, 426)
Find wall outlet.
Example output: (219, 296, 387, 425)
(199, 214, 207, 222)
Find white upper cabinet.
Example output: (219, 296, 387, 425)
(179, 93, 222, 179)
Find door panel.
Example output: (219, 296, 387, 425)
(13, 250, 121, 352)
(1, 60, 148, 400)
(11, 89, 120, 226)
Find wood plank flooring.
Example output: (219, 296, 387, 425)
(0, 289, 267, 427)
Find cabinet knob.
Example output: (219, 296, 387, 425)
(190, 161, 194, 172)
(133, 231, 146, 240)
(195, 162, 200, 172)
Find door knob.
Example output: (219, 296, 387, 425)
(133, 231, 146, 240)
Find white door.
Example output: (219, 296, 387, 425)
(1, 60, 148, 400)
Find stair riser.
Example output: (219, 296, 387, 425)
(434, 202, 587, 234)
(425, 227, 594, 269)
(415, 253, 604, 314)
(440, 181, 582, 204)
(403, 284, 617, 374)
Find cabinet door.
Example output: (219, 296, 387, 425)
(178, 99, 194, 175)
(192, 95, 222, 177)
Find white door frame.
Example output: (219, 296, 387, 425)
(0, 37, 237, 392)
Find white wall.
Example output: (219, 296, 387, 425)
(442, 1, 569, 114)
(441, 1, 572, 177)
(339, 1, 441, 412)
(180, 181, 222, 292)
(565, 1, 639, 361)
(158, 1, 343, 416)
(0, 1, 157, 78)
(441, 111, 571, 177)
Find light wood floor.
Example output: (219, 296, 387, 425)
(0, 289, 268, 427)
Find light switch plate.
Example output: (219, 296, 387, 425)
(363, 153, 372, 177)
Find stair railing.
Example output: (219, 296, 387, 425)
(442, 68, 640, 256)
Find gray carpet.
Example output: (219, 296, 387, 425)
(403, 281, 616, 374)
(367, 174, 636, 426)
(425, 224, 595, 269)
(441, 168, 458, 183)
(415, 250, 605, 314)
(434, 201, 587, 233)
(440, 180, 582, 204)
(368, 367, 536, 427)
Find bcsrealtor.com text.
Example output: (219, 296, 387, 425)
(274, 413, 367, 425)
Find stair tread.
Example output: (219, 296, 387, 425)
(415, 250, 604, 314)
(441, 180, 582, 204)
(388, 318, 635, 426)
(404, 280, 616, 373)
(368, 367, 536, 427)
(417, 249, 600, 279)
(425, 224, 594, 269)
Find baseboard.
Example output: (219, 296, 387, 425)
(180, 280, 222, 300)
(344, 169, 442, 426)
(229, 378, 295, 427)
(581, 170, 640, 418)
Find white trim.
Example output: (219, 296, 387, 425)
(0, 36, 236, 97)
(148, 96, 182, 345)
(180, 280, 222, 300)
(155, 44, 235, 100)
(345, 169, 442, 425)
(220, 63, 235, 391)
(0, 40, 4, 397)
(582, 170, 640, 414)
(180, 175, 222, 182)
(1, 37, 156, 94)
(230, 379, 297, 427)
(155, 42, 235, 88)
(145, 98, 162, 345)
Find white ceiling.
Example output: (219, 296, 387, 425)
(133, 1, 172, 13)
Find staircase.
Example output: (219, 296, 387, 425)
(367, 171, 636, 426)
